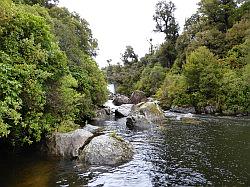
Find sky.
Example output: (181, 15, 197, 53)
(59, 0, 200, 68)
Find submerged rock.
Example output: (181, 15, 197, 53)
(170, 106, 196, 114)
(79, 134, 133, 165)
(113, 94, 130, 106)
(115, 104, 134, 118)
(130, 90, 147, 104)
(46, 129, 94, 158)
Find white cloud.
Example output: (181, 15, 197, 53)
(59, 0, 199, 67)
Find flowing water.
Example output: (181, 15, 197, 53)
(0, 113, 250, 187)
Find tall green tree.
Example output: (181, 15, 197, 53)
(198, 0, 237, 32)
(121, 46, 138, 65)
(153, 0, 179, 41)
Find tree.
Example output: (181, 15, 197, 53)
(187, 28, 227, 57)
(49, 7, 98, 58)
(120, 46, 138, 65)
(184, 47, 223, 110)
(155, 40, 177, 68)
(156, 73, 189, 109)
(0, 0, 79, 145)
(153, 0, 179, 41)
(136, 64, 166, 97)
(198, 0, 237, 32)
(48, 7, 107, 120)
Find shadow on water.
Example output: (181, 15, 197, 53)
(0, 114, 249, 186)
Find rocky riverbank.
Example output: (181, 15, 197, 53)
(44, 91, 166, 166)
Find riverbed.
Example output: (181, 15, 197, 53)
(0, 113, 249, 186)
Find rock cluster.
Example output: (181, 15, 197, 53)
(45, 124, 133, 166)
(45, 92, 165, 166)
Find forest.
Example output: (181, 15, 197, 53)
(105, 0, 250, 115)
(0, 0, 249, 148)
(0, 1, 249, 186)
(0, 0, 108, 146)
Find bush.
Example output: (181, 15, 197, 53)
(0, 1, 79, 145)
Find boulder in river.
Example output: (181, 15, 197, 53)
(126, 115, 153, 129)
(94, 107, 111, 120)
(130, 90, 147, 104)
(113, 94, 130, 106)
(133, 102, 165, 122)
(126, 101, 165, 129)
(46, 129, 94, 158)
(204, 105, 217, 114)
(79, 134, 133, 165)
(115, 104, 134, 118)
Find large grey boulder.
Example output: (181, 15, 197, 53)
(115, 104, 134, 118)
(133, 102, 165, 122)
(46, 129, 93, 158)
(95, 108, 111, 120)
(113, 94, 130, 106)
(126, 102, 165, 129)
(80, 134, 133, 165)
(126, 115, 152, 129)
(130, 90, 147, 104)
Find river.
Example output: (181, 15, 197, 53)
(0, 112, 249, 186)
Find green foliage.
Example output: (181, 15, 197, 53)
(0, 0, 72, 145)
(156, 73, 189, 109)
(0, 0, 108, 147)
(136, 64, 166, 97)
(48, 7, 98, 58)
(198, 0, 237, 32)
(115, 63, 145, 96)
(48, 7, 108, 120)
(155, 0, 249, 115)
(184, 47, 223, 110)
(104, 48, 144, 96)
(57, 120, 79, 133)
(155, 41, 177, 68)
(187, 28, 227, 57)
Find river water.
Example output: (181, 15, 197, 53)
(0, 112, 249, 186)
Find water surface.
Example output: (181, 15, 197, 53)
(0, 114, 249, 186)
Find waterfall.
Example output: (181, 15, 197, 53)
(107, 84, 115, 94)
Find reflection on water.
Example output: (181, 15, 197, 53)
(0, 115, 249, 187)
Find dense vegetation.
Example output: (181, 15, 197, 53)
(0, 0, 249, 147)
(0, 0, 108, 146)
(105, 0, 250, 115)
